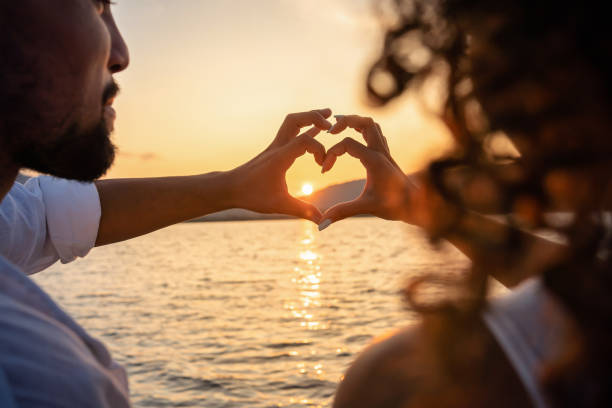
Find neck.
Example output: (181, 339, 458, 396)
(0, 150, 19, 203)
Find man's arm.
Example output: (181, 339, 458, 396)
(95, 109, 332, 246)
(94, 172, 235, 246)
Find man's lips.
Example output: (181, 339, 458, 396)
(102, 80, 119, 131)
(104, 96, 116, 120)
(104, 105, 116, 119)
(104, 100, 117, 132)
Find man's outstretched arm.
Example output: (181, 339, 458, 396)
(95, 172, 233, 246)
(94, 109, 332, 246)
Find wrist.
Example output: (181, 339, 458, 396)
(195, 170, 240, 212)
(397, 174, 423, 225)
(219, 167, 244, 209)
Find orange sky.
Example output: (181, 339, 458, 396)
(109, 0, 453, 195)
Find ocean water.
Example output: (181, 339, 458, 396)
(34, 218, 470, 407)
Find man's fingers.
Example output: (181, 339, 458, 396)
(275, 109, 333, 145)
(282, 197, 323, 224)
(321, 137, 374, 173)
(285, 131, 326, 166)
(319, 199, 369, 229)
(328, 115, 385, 152)
(302, 126, 322, 139)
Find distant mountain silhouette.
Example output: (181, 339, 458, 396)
(301, 179, 365, 211)
(193, 179, 366, 222)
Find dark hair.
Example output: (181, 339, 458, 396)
(369, 1, 612, 406)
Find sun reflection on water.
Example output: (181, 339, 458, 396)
(282, 221, 330, 385)
(299, 250, 318, 261)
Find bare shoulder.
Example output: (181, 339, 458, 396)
(332, 319, 533, 408)
(332, 325, 426, 408)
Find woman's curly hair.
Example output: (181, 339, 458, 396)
(369, 0, 612, 406)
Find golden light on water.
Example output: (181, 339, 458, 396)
(280, 221, 330, 383)
(299, 250, 318, 262)
(301, 183, 314, 196)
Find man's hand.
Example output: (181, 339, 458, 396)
(227, 109, 333, 224)
(319, 115, 420, 228)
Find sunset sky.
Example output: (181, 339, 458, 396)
(109, 0, 453, 195)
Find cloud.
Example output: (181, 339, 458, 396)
(288, 0, 378, 29)
(118, 151, 160, 161)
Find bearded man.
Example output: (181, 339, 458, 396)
(0, 1, 334, 405)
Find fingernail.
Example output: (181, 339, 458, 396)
(321, 161, 329, 173)
(318, 219, 332, 231)
(334, 115, 344, 119)
(327, 123, 338, 133)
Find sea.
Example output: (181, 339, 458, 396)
(34, 218, 472, 408)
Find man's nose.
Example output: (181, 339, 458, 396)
(107, 17, 130, 73)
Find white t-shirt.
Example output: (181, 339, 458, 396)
(483, 278, 572, 408)
(0, 176, 101, 274)
(0, 177, 129, 406)
(0, 255, 130, 407)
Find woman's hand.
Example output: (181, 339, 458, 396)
(318, 115, 424, 229)
(227, 109, 332, 224)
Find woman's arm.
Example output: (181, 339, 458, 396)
(319, 114, 565, 288)
(95, 109, 332, 246)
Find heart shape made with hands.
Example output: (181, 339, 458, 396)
(286, 113, 407, 231)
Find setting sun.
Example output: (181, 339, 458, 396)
(301, 183, 314, 196)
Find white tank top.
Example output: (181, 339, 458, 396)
(483, 278, 572, 408)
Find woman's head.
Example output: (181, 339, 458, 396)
(369, 0, 612, 219)
(369, 1, 612, 406)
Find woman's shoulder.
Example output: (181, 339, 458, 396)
(333, 316, 533, 408)
(332, 325, 425, 408)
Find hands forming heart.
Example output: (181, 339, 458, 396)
(319, 114, 419, 229)
(229, 109, 421, 228)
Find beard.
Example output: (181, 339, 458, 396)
(0, 20, 117, 182)
(2, 77, 119, 182)
(14, 117, 116, 182)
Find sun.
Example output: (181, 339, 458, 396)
(301, 182, 314, 196)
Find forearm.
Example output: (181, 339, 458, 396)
(432, 211, 566, 288)
(397, 173, 566, 288)
(94, 172, 237, 246)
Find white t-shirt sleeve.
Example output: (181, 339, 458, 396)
(0, 176, 101, 275)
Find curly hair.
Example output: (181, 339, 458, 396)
(369, 1, 612, 406)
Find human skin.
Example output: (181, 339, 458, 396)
(94, 109, 333, 245)
(0, 0, 128, 150)
(0, 1, 332, 246)
(0, 2, 562, 289)
(320, 115, 566, 288)
(321, 116, 552, 407)
(332, 322, 533, 408)
(0, 0, 127, 196)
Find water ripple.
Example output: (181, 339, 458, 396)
(35, 219, 469, 407)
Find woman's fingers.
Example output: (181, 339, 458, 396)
(328, 115, 386, 152)
(318, 198, 370, 230)
(321, 137, 376, 173)
(274, 109, 332, 146)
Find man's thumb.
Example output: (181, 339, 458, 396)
(285, 198, 323, 224)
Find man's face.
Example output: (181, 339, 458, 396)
(0, 0, 129, 181)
